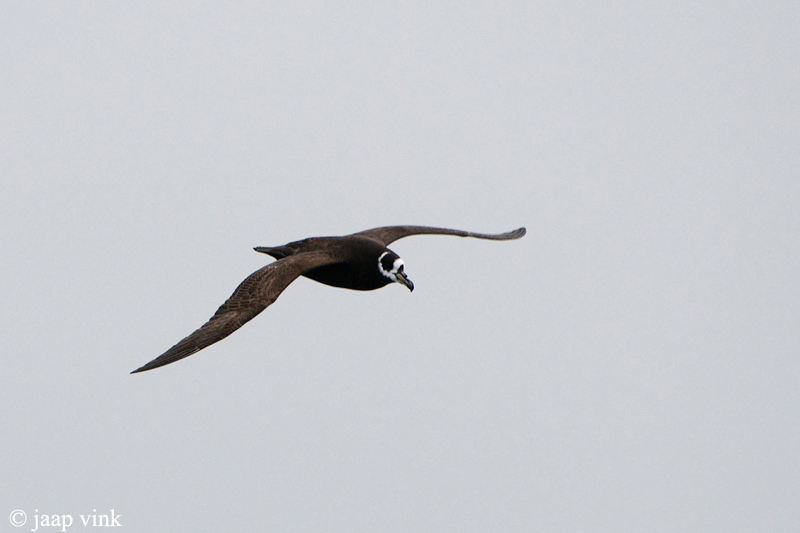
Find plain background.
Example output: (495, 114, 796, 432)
(1, 2, 798, 532)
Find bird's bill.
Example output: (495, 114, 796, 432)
(396, 271, 414, 292)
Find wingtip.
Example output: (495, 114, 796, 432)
(130, 356, 178, 374)
(130, 358, 169, 374)
(504, 227, 526, 239)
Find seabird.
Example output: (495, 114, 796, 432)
(131, 225, 525, 373)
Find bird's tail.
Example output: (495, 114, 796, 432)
(253, 245, 291, 259)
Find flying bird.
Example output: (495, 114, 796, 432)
(131, 225, 525, 373)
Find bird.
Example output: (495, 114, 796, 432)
(131, 225, 525, 373)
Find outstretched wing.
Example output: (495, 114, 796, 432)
(131, 251, 340, 374)
(351, 225, 526, 246)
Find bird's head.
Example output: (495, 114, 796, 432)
(378, 250, 414, 292)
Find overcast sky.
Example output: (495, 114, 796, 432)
(1, 2, 798, 532)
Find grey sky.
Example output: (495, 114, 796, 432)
(1, 2, 798, 532)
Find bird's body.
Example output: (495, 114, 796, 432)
(131, 225, 525, 374)
(255, 235, 398, 291)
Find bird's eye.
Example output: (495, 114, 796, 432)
(398, 265, 404, 273)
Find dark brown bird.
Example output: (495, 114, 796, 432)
(131, 225, 525, 373)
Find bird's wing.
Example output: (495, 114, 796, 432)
(351, 225, 526, 246)
(131, 251, 341, 374)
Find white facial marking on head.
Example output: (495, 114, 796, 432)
(378, 251, 404, 283)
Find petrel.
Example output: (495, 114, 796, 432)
(131, 225, 525, 373)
